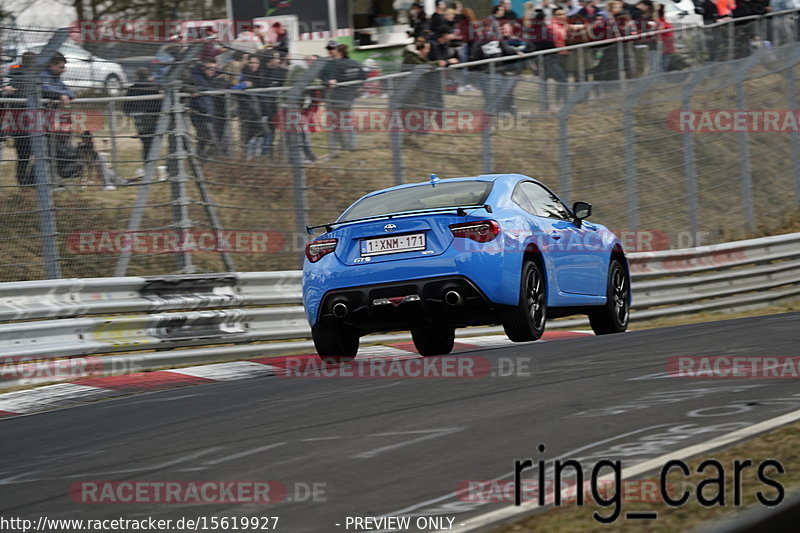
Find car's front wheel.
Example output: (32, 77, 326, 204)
(312, 324, 359, 363)
(589, 258, 630, 335)
(503, 260, 546, 342)
(411, 326, 455, 356)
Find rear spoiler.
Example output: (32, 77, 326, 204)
(306, 204, 493, 235)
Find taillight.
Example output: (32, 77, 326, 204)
(449, 220, 500, 242)
(305, 238, 337, 262)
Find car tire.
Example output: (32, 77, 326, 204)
(589, 259, 630, 335)
(411, 326, 455, 356)
(103, 74, 123, 97)
(312, 324, 359, 364)
(503, 260, 546, 342)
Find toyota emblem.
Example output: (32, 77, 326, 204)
(384, 224, 397, 232)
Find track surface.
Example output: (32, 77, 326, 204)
(1, 313, 798, 532)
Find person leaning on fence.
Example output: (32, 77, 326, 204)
(733, 0, 772, 59)
(322, 44, 366, 154)
(469, 22, 525, 115)
(235, 53, 268, 159)
(123, 67, 162, 163)
(187, 59, 229, 160)
(427, 25, 460, 114)
(40, 52, 83, 184)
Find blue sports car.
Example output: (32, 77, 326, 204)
(302, 174, 630, 362)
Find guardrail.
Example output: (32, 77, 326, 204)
(1, 232, 798, 388)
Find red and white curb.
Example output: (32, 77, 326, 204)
(0, 331, 592, 418)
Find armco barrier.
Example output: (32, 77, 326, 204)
(0, 233, 798, 388)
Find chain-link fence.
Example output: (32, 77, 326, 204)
(2, 13, 800, 281)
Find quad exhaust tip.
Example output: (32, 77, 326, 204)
(444, 290, 463, 306)
(332, 302, 349, 318)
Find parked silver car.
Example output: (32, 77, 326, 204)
(15, 42, 129, 96)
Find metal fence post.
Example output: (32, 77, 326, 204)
(170, 89, 196, 274)
(734, 50, 766, 231)
(785, 47, 800, 203)
(108, 99, 119, 178)
(557, 83, 592, 206)
(681, 67, 714, 244)
(622, 76, 658, 231)
(26, 29, 69, 279)
(483, 61, 496, 174)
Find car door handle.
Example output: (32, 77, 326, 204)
(550, 232, 561, 240)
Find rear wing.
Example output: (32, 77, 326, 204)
(306, 204, 493, 235)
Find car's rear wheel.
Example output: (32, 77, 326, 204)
(312, 324, 359, 363)
(411, 326, 455, 356)
(589, 259, 630, 335)
(503, 260, 546, 342)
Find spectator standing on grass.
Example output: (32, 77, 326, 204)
(323, 44, 366, 154)
(40, 52, 83, 184)
(546, 7, 574, 103)
(8, 52, 35, 186)
(187, 59, 227, 159)
(258, 49, 289, 160)
(654, 3, 676, 71)
(235, 53, 267, 159)
(123, 67, 162, 163)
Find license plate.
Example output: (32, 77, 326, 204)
(361, 233, 426, 256)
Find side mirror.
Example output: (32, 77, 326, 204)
(572, 201, 592, 225)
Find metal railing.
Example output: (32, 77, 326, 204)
(0, 232, 797, 389)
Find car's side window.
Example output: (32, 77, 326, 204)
(511, 185, 537, 215)
(519, 182, 572, 221)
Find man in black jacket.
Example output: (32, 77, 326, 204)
(123, 67, 162, 161)
(322, 44, 365, 153)
(469, 22, 524, 114)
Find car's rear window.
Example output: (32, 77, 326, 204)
(340, 181, 493, 221)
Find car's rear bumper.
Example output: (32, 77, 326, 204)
(315, 275, 506, 334)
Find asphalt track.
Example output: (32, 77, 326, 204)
(1, 312, 798, 532)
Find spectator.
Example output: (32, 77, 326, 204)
(40, 52, 82, 183)
(360, 58, 386, 97)
(408, 2, 429, 37)
(654, 3, 677, 71)
(733, 0, 772, 58)
(236, 54, 267, 159)
(427, 26, 460, 112)
(220, 50, 246, 86)
(285, 55, 321, 164)
(323, 44, 366, 154)
(469, 21, 525, 114)
(430, 1, 450, 35)
(546, 6, 578, 102)
(187, 59, 227, 159)
(272, 22, 290, 55)
(123, 67, 162, 162)
(500, 0, 521, 19)
(403, 40, 438, 66)
(258, 49, 289, 159)
(5, 52, 33, 186)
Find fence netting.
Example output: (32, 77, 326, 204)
(1, 16, 800, 281)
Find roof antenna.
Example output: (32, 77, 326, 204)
(430, 174, 440, 187)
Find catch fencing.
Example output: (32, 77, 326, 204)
(0, 232, 798, 389)
(1, 15, 800, 281)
